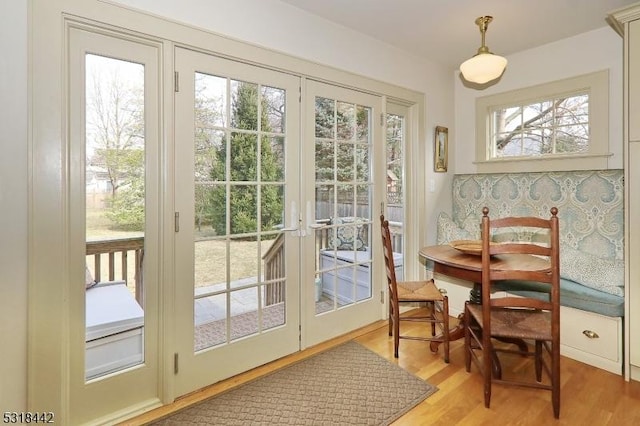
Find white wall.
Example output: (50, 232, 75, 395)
(1, 0, 28, 411)
(114, 0, 448, 94)
(454, 26, 623, 174)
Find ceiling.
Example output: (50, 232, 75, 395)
(279, 0, 636, 69)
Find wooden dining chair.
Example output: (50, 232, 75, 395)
(464, 207, 561, 418)
(380, 214, 450, 362)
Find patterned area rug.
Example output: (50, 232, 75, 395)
(154, 341, 437, 425)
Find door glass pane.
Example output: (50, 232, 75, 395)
(261, 86, 285, 134)
(314, 97, 373, 314)
(262, 136, 285, 181)
(85, 54, 145, 380)
(193, 72, 288, 351)
(194, 293, 226, 350)
(386, 112, 405, 278)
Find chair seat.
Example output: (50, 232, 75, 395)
(467, 303, 552, 341)
(397, 280, 444, 302)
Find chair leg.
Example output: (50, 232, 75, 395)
(535, 340, 543, 382)
(441, 297, 450, 363)
(484, 381, 492, 409)
(482, 322, 493, 409)
(388, 300, 393, 337)
(430, 301, 437, 336)
(393, 312, 400, 358)
(483, 343, 492, 409)
(552, 340, 561, 419)
(464, 302, 471, 372)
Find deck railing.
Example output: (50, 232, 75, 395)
(262, 220, 403, 305)
(85, 221, 401, 308)
(86, 236, 144, 304)
(262, 233, 285, 305)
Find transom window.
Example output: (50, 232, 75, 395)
(475, 70, 609, 173)
(490, 93, 589, 158)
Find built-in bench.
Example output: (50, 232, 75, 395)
(85, 281, 144, 380)
(435, 169, 624, 374)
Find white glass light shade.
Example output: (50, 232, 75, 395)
(460, 53, 508, 84)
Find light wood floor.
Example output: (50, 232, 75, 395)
(123, 314, 640, 425)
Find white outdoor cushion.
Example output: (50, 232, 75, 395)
(85, 281, 144, 341)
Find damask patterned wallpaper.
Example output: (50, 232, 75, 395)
(451, 170, 624, 261)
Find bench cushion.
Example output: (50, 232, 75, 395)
(86, 281, 144, 341)
(436, 211, 480, 244)
(495, 278, 624, 317)
(561, 245, 624, 297)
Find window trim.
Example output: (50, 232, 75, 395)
(474, 70, 610, 173)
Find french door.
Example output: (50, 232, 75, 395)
(174, 48, 301, 395)
(302, 81, 385, 347)
(174, 50, 386, 394)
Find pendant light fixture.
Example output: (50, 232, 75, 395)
(459, 16, 507, 84)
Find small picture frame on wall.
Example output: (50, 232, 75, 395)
(434, 126, 448, 172)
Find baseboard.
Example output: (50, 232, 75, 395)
(87, 398, 162, 426)
(629, 364, 640, 382)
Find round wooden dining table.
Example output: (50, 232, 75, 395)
(419, 244, 549, 373)
(420, 243, 550, 305)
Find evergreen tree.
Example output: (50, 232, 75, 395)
(208, 82, 283, 236)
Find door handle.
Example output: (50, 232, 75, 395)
(281, 201, 300, 235)
(304, 201, 323, 234)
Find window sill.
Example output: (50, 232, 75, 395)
(473, 152, 614, 173)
